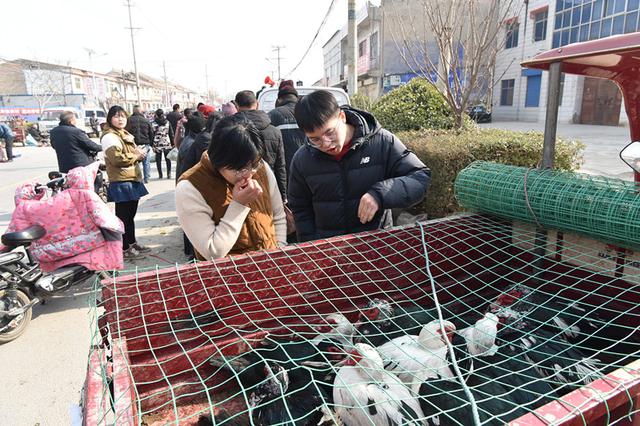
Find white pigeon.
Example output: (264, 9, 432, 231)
(333, 343, 426, 426)
(457, 312, 500, 357)
(311, 312, 357, 348)
(377, 320, 457, 392)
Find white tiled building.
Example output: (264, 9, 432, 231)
(493, 0, 639, 125)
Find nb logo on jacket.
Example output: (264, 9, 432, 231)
(360, 156, 370, 165)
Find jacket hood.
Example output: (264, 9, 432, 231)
(237, 109, 271, 131)
(342, 106, 382, 148)
(66, 162, 100, 190)
(306, 107, 382, 158)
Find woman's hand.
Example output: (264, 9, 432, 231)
(233, 179, 263, 206)
(135, 147, 147, 160)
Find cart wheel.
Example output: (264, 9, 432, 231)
(0, 289, 32, 344)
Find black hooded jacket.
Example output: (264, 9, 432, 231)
(287, 107, 431, 242)
(268, 99, 306, 177)
(126, 112, 154, 146)
(236, 109, 287, 201)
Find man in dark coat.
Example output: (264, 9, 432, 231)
(126, 105, 154, 183)
(50, 111, 102, 173)
(268, 81, 306, 178)
(235, 90, 287, 202)
(166, 103, 182, 134)
(288, 90, 431, 242)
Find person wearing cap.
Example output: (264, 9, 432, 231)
(235, 90, 287, 203)
(268, 80, 306, 178)
(197, 102, 216, 119)
(221, 101, 238, 117)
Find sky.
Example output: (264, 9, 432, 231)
(1, 0, 373, 101)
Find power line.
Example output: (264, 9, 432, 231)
(284, 0, 338, 77)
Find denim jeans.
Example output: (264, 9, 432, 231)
(141, 146, 151, 182)
(4, 135, 14, 160)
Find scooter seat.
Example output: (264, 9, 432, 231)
(1, 225, 46, 247)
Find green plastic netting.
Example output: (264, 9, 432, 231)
(84, 213, 640, 426)
(454, 161, 640, 251)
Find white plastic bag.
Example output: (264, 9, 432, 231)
(167, 147, 178, 161)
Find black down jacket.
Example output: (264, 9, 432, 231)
(237, 109, 287, 201)
(287, 107, 431, 242)
(126, 112, 154, 146)
(268, 99, 306, 178)
(50, 123, 102, 173)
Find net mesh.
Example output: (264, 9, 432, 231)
(84, 213, 640, 426)
(455, 161, 640, 251)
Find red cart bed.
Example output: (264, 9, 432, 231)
(83, 213, 640, 425)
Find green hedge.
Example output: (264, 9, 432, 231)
(372, 78, 457, 132)
(398, 128, 585, 218)
(350, 93, 374, 112)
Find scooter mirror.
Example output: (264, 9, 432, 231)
(620, 141, 640, 174)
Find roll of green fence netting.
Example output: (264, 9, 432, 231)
(455, 161, 640, 250)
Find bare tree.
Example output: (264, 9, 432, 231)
(22, 60, 69, 114)
(386, 0, 523, 128)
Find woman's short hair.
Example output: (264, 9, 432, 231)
(106, 105, 128, 126)
(208, 115, 265, 171)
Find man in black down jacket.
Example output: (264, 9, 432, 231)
(268, 82, 306, 179)
(235, 90, 287, 202)
(50, 111, 102, 173)
(288, 90, 431, 242)
(126, 105, 154, 183)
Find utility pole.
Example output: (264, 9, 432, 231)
(163, 60, 170, 106)
(125, 0, 142, 107)
(271, 45, 285, 81)
(347, 0, 358, 95)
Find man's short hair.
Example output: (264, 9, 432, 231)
(59, 111, 75, 125)
(294, 90, 339, 133)
(172, 103, 180, 111)
(234, 90, 257, 108)
(133, 105, 141, 113)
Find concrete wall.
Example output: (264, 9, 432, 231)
(492, 0, 554, 122)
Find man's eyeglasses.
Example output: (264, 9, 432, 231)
(308, 116, 341, 147)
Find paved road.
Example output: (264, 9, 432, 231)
(0, 145, 185, 425)
(0, 146, 59, 231)
(479, 121, 634, 180)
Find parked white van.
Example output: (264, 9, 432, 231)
(39, 107, 106, 136)
(257, 87, 350, 113)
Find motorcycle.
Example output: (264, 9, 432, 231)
(0, 174, 108, 344)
